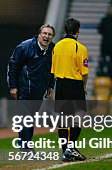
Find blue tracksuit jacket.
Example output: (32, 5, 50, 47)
(8, 37, 55, 99)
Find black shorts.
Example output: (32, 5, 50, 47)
(55, 78, 85, 100)
(55, 78, 86, 114)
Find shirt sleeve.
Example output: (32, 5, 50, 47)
(78, 46, 89, 76)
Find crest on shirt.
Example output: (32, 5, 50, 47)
(83, 58, 88, 67)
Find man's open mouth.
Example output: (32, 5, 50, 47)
(43, 39, 49, 43)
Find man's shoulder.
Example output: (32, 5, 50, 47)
(77, 41, 88, 51)
(54, 38, 67, 47)
(20, 37, 35, 47)
(14, 37, 36, 55)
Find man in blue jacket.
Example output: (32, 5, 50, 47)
(7, 24, 55, 150)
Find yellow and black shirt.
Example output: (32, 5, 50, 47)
(51, 37, 88, 80)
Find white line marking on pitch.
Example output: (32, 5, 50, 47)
(32, 153, 112, 170)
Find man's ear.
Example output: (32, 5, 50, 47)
(38, 34, 41, 38)
(75, 32, 79, 40)
(76, 31, 79, 35)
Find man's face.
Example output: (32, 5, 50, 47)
(38, 27, 54, 49)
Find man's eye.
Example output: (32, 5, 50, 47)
(42, 32, 53, 36)
(42, 32, 46, 35)
(48, 33, 53, 36)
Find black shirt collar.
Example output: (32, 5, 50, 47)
(64, 34, 77, 40)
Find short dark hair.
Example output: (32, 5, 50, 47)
(64, 18, 80, 35)
(38, 24, 55, 37)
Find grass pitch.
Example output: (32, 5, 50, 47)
(0, 128, 112, 170)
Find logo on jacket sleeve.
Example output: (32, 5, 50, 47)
(83, 58, 88, 67)
(34, 54, 39, 59)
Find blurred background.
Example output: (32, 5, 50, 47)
(0, 0, 112, 127)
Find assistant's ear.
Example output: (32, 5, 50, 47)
(75, 32, 79, 40)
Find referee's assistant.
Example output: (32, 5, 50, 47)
(51, 18, 89, 161)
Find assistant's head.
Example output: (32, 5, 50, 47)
(64, 18, 80, 39)
(38, 24, 55, 49)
